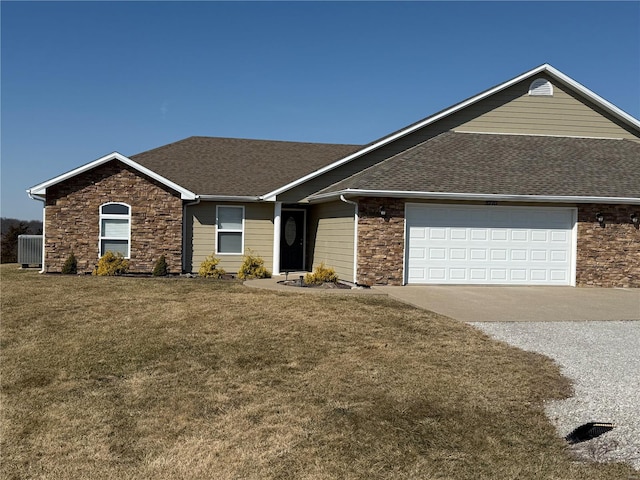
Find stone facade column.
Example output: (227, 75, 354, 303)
(356, 198, 405, 286)
(576, 204, 640, 287)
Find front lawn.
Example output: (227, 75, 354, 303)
(1, 265, 635, 479)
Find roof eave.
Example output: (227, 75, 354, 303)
(27, 152, 197, 201)
(308, 189, 640, 205)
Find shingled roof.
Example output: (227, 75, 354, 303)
(312, 132, 640, 199)
(129, 136, 361, 197)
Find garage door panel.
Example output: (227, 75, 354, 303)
(511, 230, 528, 241)
(532, 269, 550, 281)
(451, 228, 467, 240)
(550, 270, 568, 281)
(531, 231, 548, 242)
(406, 205, 575, 285)
(510, 249, 527, 261)
(470, 249, 487, 260)
(450, 248, 467, 260)
(550, 250, 568, 262)
(429, 248, 446, 260)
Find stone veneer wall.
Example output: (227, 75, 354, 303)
(576, 204, 640, 287)
(357, 198, 405, 286)
(45, 161, 183, 274)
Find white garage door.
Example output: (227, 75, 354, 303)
(405, 204, 576, 285)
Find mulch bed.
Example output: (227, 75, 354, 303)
(277, 279, 352, 289)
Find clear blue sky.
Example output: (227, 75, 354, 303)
(2, 1, 639, 221)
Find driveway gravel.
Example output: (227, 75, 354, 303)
(470, 320, 640, 470)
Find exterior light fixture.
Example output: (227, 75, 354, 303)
(595, 212, 605, 228)
(631, 213, 639, 228)
(380, 205, 386, 217)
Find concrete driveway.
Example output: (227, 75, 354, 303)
(375, 286, 640, 322)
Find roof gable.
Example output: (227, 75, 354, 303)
(273, 64, 640, 199)
(28, 152, 197, 200)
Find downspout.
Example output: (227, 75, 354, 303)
(182, 197, 201, 273)
(340, 195, 358, 284)
(28, 191, 46, 274)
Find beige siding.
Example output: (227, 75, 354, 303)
(308, 201, 356, 282)
(186, 202, 274, 273)
(456, 74, 639, 139)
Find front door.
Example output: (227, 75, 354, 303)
(280, 210, 305, 271)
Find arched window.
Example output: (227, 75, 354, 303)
(99, 203, 131, 258)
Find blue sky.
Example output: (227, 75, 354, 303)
(2, 1, 639, 220)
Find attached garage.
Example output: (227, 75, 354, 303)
(405, 204, 577, 285)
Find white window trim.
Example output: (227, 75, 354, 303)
(215, 205, 245, 255)
(99, 202, 131, 258)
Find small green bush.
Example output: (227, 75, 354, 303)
(61, 252, 77, 275)
(92, 251, 129, 276)
(198, 253, 226, 278)
(238, 250, 271, 280)
(305, 262, 338, 285)
(152, 255, 169, 277)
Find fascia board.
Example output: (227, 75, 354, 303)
(27, 152, 197, 200)
(309, 189, 640, 205)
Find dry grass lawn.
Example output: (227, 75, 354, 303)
(1, 264, 636, 479)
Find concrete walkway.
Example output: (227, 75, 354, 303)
(376, 285, 640, 322)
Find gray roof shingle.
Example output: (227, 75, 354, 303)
(130, 136, 362, 197)
(314, 132, 640, 199)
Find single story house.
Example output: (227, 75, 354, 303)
(28, 64, 640, 287)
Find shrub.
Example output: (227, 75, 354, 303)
(61, 252, 77, 274)
(305, 262, 338, 285)
(237, 250, 271, 280)
(198, 253, 226, 278)
(92, 251, 129, 276)
(152, 255, 169, 277)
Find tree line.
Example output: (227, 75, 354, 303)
(1, 218, 43, 264)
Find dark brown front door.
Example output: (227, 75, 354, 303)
(280, 210, 305, 271)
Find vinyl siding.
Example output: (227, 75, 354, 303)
(456, 74, 639, 139)
(186, 202, 274, 273)
(308, 201, 356, 282)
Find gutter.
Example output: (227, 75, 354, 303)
(199, 195, 262, 202)
(27, 191, 46, 274)
(311, 189, 640, 205)
(339, 195, 359, 284)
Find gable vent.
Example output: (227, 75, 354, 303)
(529, 78, 553, 96)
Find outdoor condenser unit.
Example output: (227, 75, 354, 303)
(17, 235, 43, 268)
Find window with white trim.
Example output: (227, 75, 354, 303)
(99, 203, 131, 257)
(216, 205, 244, 254)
